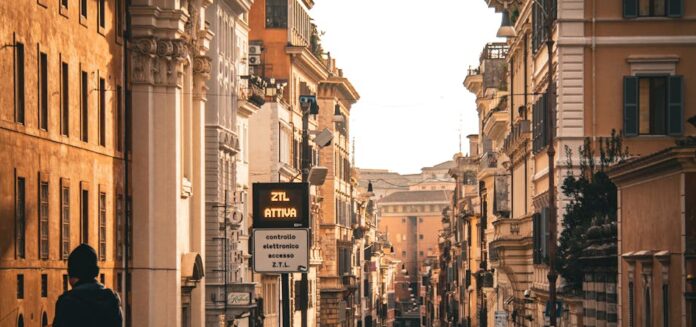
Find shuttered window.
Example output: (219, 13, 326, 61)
(624, 0, 683, 17)
(39, 182, 49, 260)
(624, 75, 682, 136)
(533, 208, 549, 264)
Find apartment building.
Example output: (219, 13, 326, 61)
(0, 0, 126, 325)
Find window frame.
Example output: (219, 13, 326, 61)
(624, 74, 683, 136)
(39, 180, 50, 260)
(99, 77, 106, 146)
(81, 70, 89, 142)
(14, 41, 25, 124)
(61, 61, 69, 136)
(16, 176, 26, 259)
(61, 179, 71, 260)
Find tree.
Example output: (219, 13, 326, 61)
(557, 130, 628, 292)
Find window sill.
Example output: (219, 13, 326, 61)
(59, 5, 69, 18)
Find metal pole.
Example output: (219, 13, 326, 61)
(544, 0, 558, 325)
(300, 106, 310, 327)
(224, 190, 229, 325)
(124, 0, 131, 325)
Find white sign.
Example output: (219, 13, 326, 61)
(227, 292, 251, 305)
(495, 311, 508, 327)
(253, 229, 309, 273)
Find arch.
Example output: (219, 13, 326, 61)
(181, 252, 205, 282)
(42, 312, 49, 327)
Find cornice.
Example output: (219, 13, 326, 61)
(319, 77, 360, 104)
(286, 46, 330, 82)
(607, 145, 696, 186)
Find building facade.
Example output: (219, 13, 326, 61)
(204, 0, 260, 326)
(0, 0, 125, 326)
(477, 0, 696, 325)
(128, 0, 213, 326)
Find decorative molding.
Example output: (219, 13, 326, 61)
(131, 37, 190, 86)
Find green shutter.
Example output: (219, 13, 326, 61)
(667, 0, 684, 17)
(668, 76, 683, 135)
(624, 76, 639, 136)
(624, 0, 638, 18)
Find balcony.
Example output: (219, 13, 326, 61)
(480, 42, 509, 62)
(502, 119, 531, 156)
(240, 75, 266, 107)
(479, 152, 498, 176)
(482, 104, 509, 141)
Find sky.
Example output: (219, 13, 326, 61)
(312, 0, 502, 174)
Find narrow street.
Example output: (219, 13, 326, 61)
(1, 1, 695, 327)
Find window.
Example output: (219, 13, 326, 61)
(80, 0, 87, 17)
(14, 42, 25, 124)
(42, 312, 48, 327)
(419, 234, 424, 240)
(264, 281, 277, 315)
(624, 76, 683, 136)
(61, 0, 68, 9)
(117, 272, 122, 292)
(532, 209, 548, 264)
(99, 192, 106, 261)
(81, 188, 89, 243)
(16, 176, 26, 259)
(116, 86, 122, 151)
(98, 0, 105, 28)
(662, 284, 669, 327)
(532, 93, 550, 153)
(100, 273, 105, 285)
(39, 52, 48, 130)
(41, 274, 48, 297)
(61, 182, 70, 259)
(63, 274, 69, 291)
(265, 0, 287, 28)
(629, 281, 635, 327)
(39, 181, 49, 260)
(645, 278, 652, 327)
(99, 78, 105, 146)
(17, 314, 24, 327)
(532, 0, 557, 52)
(17, 274, 24, 299)
(294, 280, 307, 311)
(116, 194, 123, 260)
(61, 62, 69, 136)
(116, 0, 123, 37)
(624, 0, 682, 17)
(81, 71, 88, 142)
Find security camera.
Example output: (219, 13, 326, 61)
(524, 289, 531, 298)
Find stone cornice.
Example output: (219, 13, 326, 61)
(286, 46, 330, 82)
(607, 145, 696, 186)
(319, 76, 360, 104)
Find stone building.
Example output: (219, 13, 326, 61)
(248, 0, 331, 325)
(377, 188, 450, 326)
(128, 0, 213, 326)
(0, 0, 125, 325)
(203, 0, 260, 326)
(608, 143, 696, 327)
(480, 0, 696, 325)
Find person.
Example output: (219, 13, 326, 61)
(53, 243, 123, 327)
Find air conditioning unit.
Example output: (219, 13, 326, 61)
(248, 55, 261, 66)
(249, 44, 262, 55)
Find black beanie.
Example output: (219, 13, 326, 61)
(68, 243, 99, 280)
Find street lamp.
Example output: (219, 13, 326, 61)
(496, 9, 516, 38)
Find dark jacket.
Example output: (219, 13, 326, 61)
(52, 280, 123, 327)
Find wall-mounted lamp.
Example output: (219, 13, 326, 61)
(496, 9, 517, 38)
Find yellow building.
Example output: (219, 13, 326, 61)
(482, 0, 696, 325)
(0, 0, 125, 325)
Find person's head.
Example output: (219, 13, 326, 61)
(67, 243, 99, 286)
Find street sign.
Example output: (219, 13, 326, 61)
(227, 292, 251, 305)
(252, 229, 309, 273)
(252, 183, 309, 228)
(494, 311, 507, 327)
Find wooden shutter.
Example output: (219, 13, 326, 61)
(541, 207, 549, 262)
(623, 0, 638, 18)
(667, 75, 683, 135)
(624, 76, 639, 136)
(667, 0, 684, 17)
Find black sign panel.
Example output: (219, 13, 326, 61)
(253, 183, 309, 228)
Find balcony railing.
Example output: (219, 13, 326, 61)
(502, 119, 531, 155)
(480, 42, 509, 62)
(479, 152, 498, 172)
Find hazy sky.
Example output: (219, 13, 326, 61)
(312, 0, 502, 174)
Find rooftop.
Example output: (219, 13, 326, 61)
(379, 190, 450, 204)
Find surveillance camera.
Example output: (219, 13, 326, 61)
(524, 289, 531, 298)
(313, 128, 334, 148)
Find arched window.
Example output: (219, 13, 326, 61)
(42, 312, 48, 327)
(17, 314, 24, 327)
